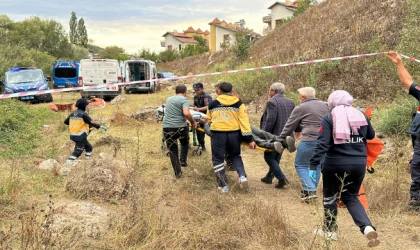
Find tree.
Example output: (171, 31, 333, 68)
(69, 11, 78, 44)
(8, 16, 73, 59)
(0, 44, 56, 80)
(72, 45, 89, 60)
(77, 18, 88, 47)
(0, 15, 13, 46)
(293, 0, 318, 17)
(227, 28, 254, 61)
(158, 50, 179, 62)
(98, 46, 126, 59)
(136, 48, 159, 62)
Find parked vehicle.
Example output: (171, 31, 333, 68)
(0, 67, 53, 103)
(52, 61, 80, 88)
(78, 59, 122, 100)
(157, 71, 178, 82)
(120, 59, 158, 93)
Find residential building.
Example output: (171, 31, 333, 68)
(161, 19, 260, 53)
(208, 18, 261, 53)
(161, 26, 210, 51)
(263, 1, 298, 34)
(161, 31, 198, 51)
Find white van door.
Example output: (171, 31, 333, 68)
(80, 59, 120, 86)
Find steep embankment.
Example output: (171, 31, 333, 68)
(160, 0, 420, 101)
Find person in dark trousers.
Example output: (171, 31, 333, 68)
(260, 82, 296, 189)
(64, 98, 107, 163)
(207, 82, 256, 192)
(278, 87, 329, 201)
(192, 82, 212, 151)
(387, 51, 420, 210)
(162, 84, 197, 178)
(310, 90, 379, 247)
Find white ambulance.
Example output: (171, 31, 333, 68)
(120, 59, 158, 93)
(78, 59, 122, 100)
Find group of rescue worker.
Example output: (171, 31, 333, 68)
(63, 52, 420, 248)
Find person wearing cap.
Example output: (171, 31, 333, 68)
(278, 87, 329, 201)
(163, 84, 197, 178)
(387, 51, 420, 211)
(64, 98, 107, 163)
(260, 82, 296, 189)
(192, 82, 213, 151)
(207, 82, 256, 192)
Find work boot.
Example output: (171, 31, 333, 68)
(275, 178, 289, 189)
(408, 198, 420, 211)
(180, 160, 188, 167)
(261, 174, 273, 184)
(280, 136, 296, 153)
(273, 142, 284, 154)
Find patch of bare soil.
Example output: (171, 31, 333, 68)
(131, 107, 158, 121)
(46, 200, 115, 239)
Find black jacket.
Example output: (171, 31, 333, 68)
(310, 114, 375, 169)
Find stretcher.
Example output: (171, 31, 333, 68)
(195, 127, 272, 152)
(157, 106, 273, 154)
(337, 106, 384, 210)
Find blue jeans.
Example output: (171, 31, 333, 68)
(295, 140, 321, 192)
(264, 151, 285, 180)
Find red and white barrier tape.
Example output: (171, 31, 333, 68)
(0, 51, 418, 99)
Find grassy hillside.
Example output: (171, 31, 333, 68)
(159, 0, 420, 102)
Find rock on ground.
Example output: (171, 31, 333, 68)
(58, 160, 84, 176)
(44, 201, 115, 239)
(65, 158, 132, 201)
(39, 159, 60, 171)
(111, 95, 126, 105)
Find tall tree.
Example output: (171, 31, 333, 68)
(69, 12, 78, 44)
(77, 18, 88, 47)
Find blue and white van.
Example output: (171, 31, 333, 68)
(1, 67, 53, 103)
(52, 61, 80, 88)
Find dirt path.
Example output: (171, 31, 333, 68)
(239, 148, 420, 250)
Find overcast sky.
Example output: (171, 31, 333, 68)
(1, 0, 292, 53)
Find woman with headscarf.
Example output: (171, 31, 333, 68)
(309, 90, 379, 247)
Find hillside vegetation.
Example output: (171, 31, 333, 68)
(160, 0, 420, 102)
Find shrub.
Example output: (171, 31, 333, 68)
(0, 99, 56, 158)
(375, 92, 417, 135)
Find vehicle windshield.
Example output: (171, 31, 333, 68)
(54, 68, 77, 78)
(6, 70, 43, 84)
(162, 72, 175, 77)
